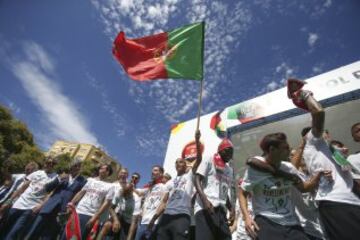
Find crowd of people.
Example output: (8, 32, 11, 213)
(0, 84, 359, 240)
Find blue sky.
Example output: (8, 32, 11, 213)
(1, 0, 359, 185)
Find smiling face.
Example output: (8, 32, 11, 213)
(269, 141, 290, 166)
(175, 158, 187, 175)
(151, 166, 163, 181)
(118, 168, 129, 183)
(98, 164, 110, 179)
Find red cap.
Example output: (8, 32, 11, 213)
(218, 138, 233, 152)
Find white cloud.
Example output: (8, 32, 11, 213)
(9, 41, 99, 148)
(266, 81, 279, 91)
(324, 0, 332, 8)
(308, 33, 319, 47)
(258, 62, 298, 94)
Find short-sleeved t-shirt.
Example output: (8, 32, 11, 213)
(140, 183, 167, 225)
(12, 170, 57, 210)
(164, 171, 195, 216)
(241, 156, 301, 226)
(303, 131, 360, 205)
(195, 155, 234, 214)
(347, 153, 360, 179)
(112, 190, 135, 224)
(76, 178, 114, 216)
(132, 191, 142, 216)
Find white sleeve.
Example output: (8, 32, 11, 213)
(196, 157, 210, 177)
(25, 171, 39, 182)
(165, 180, 174, 192)
(241, 167, 268, 192)
(106, 185, 115, 200)
(241, 168, 253, 191)
(112, 190, 120, 206)
(81, 179, 91, 191)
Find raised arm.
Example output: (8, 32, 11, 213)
(194, 174, 214, 214)
(291, 138, 306, 170)
(304, 93, 325, 138)
(192, 129, 202, 173)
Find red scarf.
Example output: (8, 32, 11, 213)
(65, 204, 81, 240)
(213, 153, 226, 171)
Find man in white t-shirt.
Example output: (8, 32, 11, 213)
(0, 157, 57, 240)
(149, 130, 203, 240)
(194, 137, 235, 240)
(97, 167, 131, 239)
(134, 165, 167, 240)
(239, 132, 325, 240)
(67, 163, 114, 239)
(0, 161, 38, 206)
(292, 86, 360, 240)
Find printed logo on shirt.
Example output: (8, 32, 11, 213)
(263, 179, 291, 214)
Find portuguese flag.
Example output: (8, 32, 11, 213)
(112, 22, 204, 81)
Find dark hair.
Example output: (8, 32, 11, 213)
(132, 172, 141, 178)
(301, 127, 312, 137)
(351, 122, 360, 132)
(153, 165, 164, 174)
(330, 140, 344, 148)
(260, 132, 287, 153)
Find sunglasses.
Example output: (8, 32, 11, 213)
(131, 175, 139, 180)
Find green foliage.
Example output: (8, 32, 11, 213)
(53, 153, 73, 174)
(0, 104, 44, 181)
(81, 160, 99, 178)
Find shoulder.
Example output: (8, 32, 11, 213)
(305, 131, 325, 145)
(77, 175, 86, 181)
(26, 170, 43, 180)
(348, 153, 360, 161)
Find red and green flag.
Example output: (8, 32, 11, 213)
(210, 110, 227, 138)
(112, 22, 204, 81)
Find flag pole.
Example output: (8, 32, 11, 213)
(196, 22, 205, 132)
(196, 78, 204, 131)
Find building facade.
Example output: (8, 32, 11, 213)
(47, 140, 121, 180)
